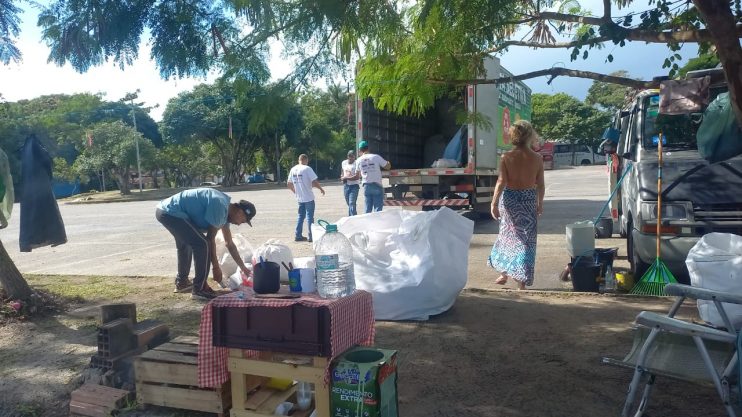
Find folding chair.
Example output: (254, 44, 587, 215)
(604, 283, 742, 417)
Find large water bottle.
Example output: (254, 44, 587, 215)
(315, 219, 355, 298)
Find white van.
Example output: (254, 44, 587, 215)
(552, 143, 598, 167)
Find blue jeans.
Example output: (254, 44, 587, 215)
(364, 183, 384, 213)
(296, 200, 315, 239)
(344, 184, 359, 216)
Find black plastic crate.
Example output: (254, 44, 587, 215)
(211, 304, 332, 356)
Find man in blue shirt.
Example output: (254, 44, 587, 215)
(156, 188, 256, 300)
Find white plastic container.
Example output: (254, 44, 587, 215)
(566, 221, 595, 257)
(315, 219, 355, 299)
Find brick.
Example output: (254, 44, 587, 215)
(133, 320, 169, 349)
(100, 303, 137, 326)
(70, 383, 132, 409)
(98, 318, 135, 358)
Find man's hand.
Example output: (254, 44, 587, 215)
(491, 204, 500, 220)
(240, 265, 252, 278)
(212, 266, 223, 283)
(320, 188, 325, 196)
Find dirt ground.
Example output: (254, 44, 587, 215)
(0, 275, 731, 417)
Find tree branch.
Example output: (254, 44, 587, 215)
(429, 67, 659, 89)
(487, 24, 742, 54)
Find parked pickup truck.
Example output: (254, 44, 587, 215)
(355, 57, 532, 217)
(605, 67, 742, 281)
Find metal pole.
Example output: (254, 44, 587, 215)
(130, 100, 143, 193)
(275, 132, 281, 183)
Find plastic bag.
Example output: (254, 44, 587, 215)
(215, 231, 253, 277)
(252, 239, 294, 282)
(697, 92, 742, 163)
(686, 233, 742, 328)
(312, 207, 474, 320)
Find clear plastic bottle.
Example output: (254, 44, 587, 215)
(315, 219, 355, 298)
(604, 265, 616, 293)
(296, 381, 313, 411)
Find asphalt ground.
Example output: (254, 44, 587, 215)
(0, 165, 625, 290)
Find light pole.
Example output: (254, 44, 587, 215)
(129, 98, 143, 193)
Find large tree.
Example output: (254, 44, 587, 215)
(585, 70, 634, 113)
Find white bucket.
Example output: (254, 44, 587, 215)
(566, 221, 595, 257)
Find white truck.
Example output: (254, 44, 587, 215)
(355, 57, 532, 217)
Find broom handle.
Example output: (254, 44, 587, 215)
(657, 132, 663, 258)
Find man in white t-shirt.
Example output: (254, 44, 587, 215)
(340, 150, 360, 216)
(353, 140, 391, 213)
(287, 154, 325, 242)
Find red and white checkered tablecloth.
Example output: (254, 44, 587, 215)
(198, 289, 375, 388)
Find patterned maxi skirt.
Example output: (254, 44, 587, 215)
(488, 188, 538, 286)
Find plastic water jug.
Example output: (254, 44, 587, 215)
(315, 219, 355, 298)
(566, 221, 595, 257)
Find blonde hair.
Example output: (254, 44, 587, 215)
(510, 120, 537, 147)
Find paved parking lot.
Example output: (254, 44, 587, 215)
(0, 165, 625, 289)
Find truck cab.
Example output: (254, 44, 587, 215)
(611, 69, 742, 280)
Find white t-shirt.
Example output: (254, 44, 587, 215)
(288, 164, 318, 203)
(355, 153, 388, 185)
(341, 159, 360, 185)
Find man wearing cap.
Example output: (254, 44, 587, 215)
(156, 188, 256, 300)
(353, 140, 391, 213)
(340, 150, 360, 216)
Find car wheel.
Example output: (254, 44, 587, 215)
(580, 159, 592, 165)
(619, 214, 628, 238)
(627, 221, 651, 279)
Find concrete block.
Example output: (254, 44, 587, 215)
(98, 318, 135, 358)
(100, 303, 137, 326)
(133, 319, 169, 349)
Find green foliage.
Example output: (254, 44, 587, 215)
(585, 70, 633, 112)
(532, 92, 610, 153)
(677, 51, 720, 78)
(156, 142, 219, 187)
(0, 0, 22, 64)
(74, 121, 156, 195)
(52, 157, 77, 182)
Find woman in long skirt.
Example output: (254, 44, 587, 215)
(488, 121, 545, 290)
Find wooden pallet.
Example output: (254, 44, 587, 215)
(69, 383, 133, 417)
(135, 336, 231, 417)
(228, 349, 323, 417)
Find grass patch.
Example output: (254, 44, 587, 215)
(26, 275, 132, 302)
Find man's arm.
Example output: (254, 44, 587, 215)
(206, 227, 222, 282)
(221, 225, 251, 276)
(312, 180, 325, 196)
(287, 181, 295, 194)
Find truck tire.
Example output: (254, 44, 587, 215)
(473, 203, 492, 220)
(580, 159, 592, 166)
(627, 220, 650, 279)
(619, 215, 628, 238)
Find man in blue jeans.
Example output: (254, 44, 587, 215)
(352, 140, 391, 213)
(287, 154, 325, 241)
(340, 150, 360, 216)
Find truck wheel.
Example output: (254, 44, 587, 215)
(627, 221, 650, 279)
(580, 159, 592, 166)
(619, 215, 628, 238)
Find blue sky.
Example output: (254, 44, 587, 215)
(0, 1, 698, 120)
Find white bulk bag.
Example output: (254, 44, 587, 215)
(312, 207, 474, 320)
(253, 239, 294, 282)
(686, 233, 742, 328)
(215, 231, 253, 277)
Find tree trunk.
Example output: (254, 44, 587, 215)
(117, 169, 131, 195)
(0, 239, 33, 300)
(692, 0, 742, 126)
(151, 169, 159, 188)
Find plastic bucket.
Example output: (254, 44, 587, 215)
(566, 221, 595, 257)
(569, 262, 601, 292)
(593, 247, 619, 277)
(594, 217, 613, 239)
(253, 261, 280, 294)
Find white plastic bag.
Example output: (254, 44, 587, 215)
(252, 239, 294, 282)
(312, 207, 474, 320)
(215, 231, 253, 276)
(686, 233, 742, 328)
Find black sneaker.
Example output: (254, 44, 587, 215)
(307, 237, 313, 243)
(191, 288, 216, 300)
(173, 280, 193, 293)
(295, 236, 307, 242)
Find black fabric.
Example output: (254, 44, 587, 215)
(19, 135, 67, 252)
(156, 209, 210, 291)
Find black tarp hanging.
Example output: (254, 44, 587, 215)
(19, 135, 67, 252)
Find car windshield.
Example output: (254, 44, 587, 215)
(642, 94, 701, 150)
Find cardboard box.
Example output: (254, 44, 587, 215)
(331, 347, 398, 417)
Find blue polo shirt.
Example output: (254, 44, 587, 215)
(157, 188, 231, 230)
